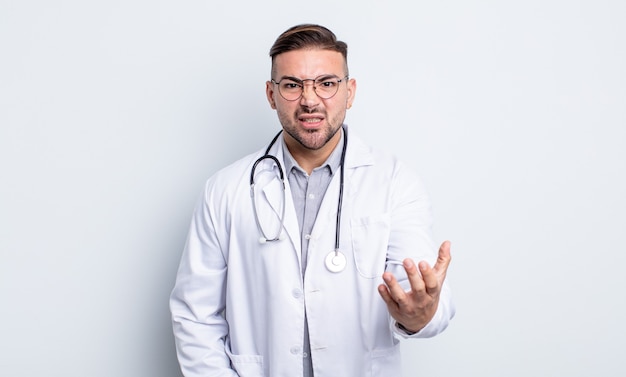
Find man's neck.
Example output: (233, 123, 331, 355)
(284, 131, 342, 175)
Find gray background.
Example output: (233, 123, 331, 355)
(1, 0, 625, 376)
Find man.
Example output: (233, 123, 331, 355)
(170, 24, 455, 376)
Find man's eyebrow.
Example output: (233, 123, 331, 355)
(314, 74, 339, 81)
(278, 75, 303, 82)
(277, 74, 340, 82)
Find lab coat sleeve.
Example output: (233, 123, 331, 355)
(170, 181, 238, 376)
(386, 161, 456, 339)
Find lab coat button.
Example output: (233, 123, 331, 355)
(290, 346, 301, 355)
(292, 288, 302, 298)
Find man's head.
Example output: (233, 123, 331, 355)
(266, 24, 356, 159)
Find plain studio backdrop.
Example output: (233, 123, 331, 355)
(1, 0, 624, 376)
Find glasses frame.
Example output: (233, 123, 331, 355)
(271, 74, 349, 101)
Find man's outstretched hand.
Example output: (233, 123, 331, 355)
(378, 241, 452, 333)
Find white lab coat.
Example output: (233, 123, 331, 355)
(170, 128, 455, 377)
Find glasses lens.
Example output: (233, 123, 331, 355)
(314, 77, 341, 99)
(278, 80, 303, 101)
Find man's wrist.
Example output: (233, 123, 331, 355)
(396, 322, 419, 335)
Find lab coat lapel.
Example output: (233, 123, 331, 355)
(259, 178, 300, 250)
(309, 128, 374, 250)
(281, 182, 301, 255)
(258, 144, 301, 261)
(309, 172, 338, 242)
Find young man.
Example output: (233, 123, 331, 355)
(170, 24, 455, 377)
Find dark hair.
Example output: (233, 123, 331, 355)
(270, 24, 348, 76)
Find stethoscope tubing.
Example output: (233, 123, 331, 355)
(249, 131, 286, 242)
(250, 131, 285, 186)
(250, 126, 347, 253)
(334, 130, 348, 253)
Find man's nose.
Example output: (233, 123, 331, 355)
(300, 80, 320, 104)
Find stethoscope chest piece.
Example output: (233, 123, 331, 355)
(325, 250, 346, 273)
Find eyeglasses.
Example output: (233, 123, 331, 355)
(271, 75, 349, 101)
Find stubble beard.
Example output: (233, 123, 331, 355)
(277, 107, 346, 151)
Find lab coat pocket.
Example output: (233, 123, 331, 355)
(351, 213, 391, 279)
(227, 353, 264, 377)
(371, 342, 401, 377)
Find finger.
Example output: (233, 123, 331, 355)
(403, 258, 426, 295)
(377, 283, 397, 308)
(419, 261, 440, 295)
(382, 272, 409, 306)
(432, 240, 452, 278)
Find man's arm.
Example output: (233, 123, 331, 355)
(170, 184, 238, 376)
(378, 161, 455, 338)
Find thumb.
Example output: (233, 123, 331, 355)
(433, 241, 452, 278)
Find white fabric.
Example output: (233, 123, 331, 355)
(170, 128, 455, 377)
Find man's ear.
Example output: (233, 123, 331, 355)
(346, 78, 357, 109)
(266, 81, 277, 109)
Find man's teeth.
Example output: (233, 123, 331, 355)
(302, 118, 322, 123)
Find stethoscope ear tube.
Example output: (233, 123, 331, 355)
(250, 154, 284, 185)
(250, 130, 286, 243)
(250, 158, 286, 242)
(250, 129, 284, 185)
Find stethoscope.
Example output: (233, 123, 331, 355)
(250, 127, 348, 273)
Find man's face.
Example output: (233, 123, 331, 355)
(266, 49, 356, 154)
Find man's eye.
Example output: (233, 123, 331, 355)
(282, 82, 301, 90)
(319, 80, 336, 87)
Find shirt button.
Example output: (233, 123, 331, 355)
(308, 193, 315, 200)
(304, 234, 311, 240)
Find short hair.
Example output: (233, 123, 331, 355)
(269, 24, 348, 77)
